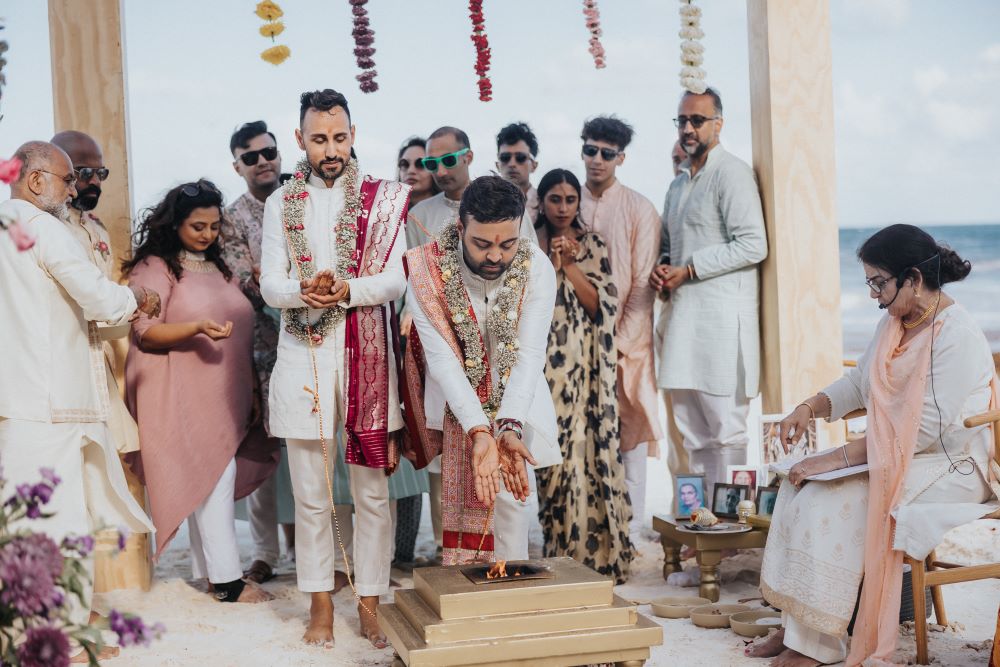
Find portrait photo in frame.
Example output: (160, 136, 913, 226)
(712, 482, 751, 519)
(726, 465, 758, 498)
(757, 486, 780, 516)
(674, 474, 706, 520)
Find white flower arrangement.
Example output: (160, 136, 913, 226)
(678, 0, 707, 93)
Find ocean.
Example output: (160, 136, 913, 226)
(839, 224, 1000, 356)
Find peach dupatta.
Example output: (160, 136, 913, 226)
(847, 317, 939, 666)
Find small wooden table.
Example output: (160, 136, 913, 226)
(652, 514, 769, 602)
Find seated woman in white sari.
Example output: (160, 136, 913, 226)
(752, 224, 998, 667)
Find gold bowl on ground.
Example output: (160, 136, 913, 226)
(649, 596, 712, 619)
(689, 603, 752, 629)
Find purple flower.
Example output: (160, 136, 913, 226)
(0, 534, 64, 616)
(17, 626, 71, 667)
(39, 467, 61, 486)
(109, 610, 165, 647)
(117, 525, 132, 552)
(9, 479, 58, 519)
(61, 534, 96, 557)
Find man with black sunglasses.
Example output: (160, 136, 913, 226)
(579, 115, 663, 549)
(221, 121, 296, 588)
(495, 122, 539, 220)
(652, 86, 768, 491)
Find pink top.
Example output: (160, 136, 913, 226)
(580, 180, 663, 453)
(125, 256, 276, 556)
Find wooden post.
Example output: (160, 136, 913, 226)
(48, 0, 152, 591)
(747, 0, 844, 445)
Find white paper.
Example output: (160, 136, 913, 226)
(769, 456, 869, 482)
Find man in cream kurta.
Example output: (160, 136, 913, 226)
(653, 89, 768, 488)
(0, 142, 155, 627)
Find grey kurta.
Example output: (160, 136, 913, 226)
(656, 145, 767, 397)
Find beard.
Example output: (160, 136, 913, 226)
(311, 156, 346, 181)
(41, 199, 70, 222)
(681, 134, 711, 159)
(71, 186, 101, 212)
(462, 239, 510, 280)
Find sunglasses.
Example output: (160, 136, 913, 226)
(582, 144, 622, 161)
(238, 146, 279, 166)
(74, 167, 110, 182)
(180, 179, 221, 198)
(673, 115, 718, 129)
(498, 151, 532, 165)
(417, 148, 470, 172)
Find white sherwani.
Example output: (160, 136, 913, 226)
(407, 242, 560, 559)
(0, 199, 154, 619)
(259, 171, 406, 596)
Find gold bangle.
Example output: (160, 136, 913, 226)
(797, 401, 815, 420)
(841, 446, 851, 468)
(687, 265, 694, 280)
(467, 425, 491, 439)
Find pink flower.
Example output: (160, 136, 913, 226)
(294, 171, 304, 179)
(0, 157, 22, 185)
(7, 221, 36, 252)
(298, 191, 309, 199)
(298, 254, 312, 263)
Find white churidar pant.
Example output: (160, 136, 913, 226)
(188, 458, 243, 584)
(670, 389, 750, 486)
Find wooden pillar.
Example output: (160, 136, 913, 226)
(48, 0, 152, 591)
(746, 0, 844, 443)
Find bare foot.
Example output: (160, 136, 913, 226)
(303, 591, 334, 646)
(331, 570, 350, 594)
(236, 580, 275, 604)
(358, 595, 388, 649)
(746, 628, 786, 658)
(70, 645, 120, 663)
(769, 647, 821, 667)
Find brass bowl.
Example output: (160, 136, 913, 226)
(689, 603, 752, 629)
(649, 596, 712, 619)
(730, 610, 782, 637)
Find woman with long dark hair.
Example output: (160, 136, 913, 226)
(124, 180, 277, 604)
(754, 224, 997, 666)
(534, 168, 633, 583)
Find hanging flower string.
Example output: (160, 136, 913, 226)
(678, 0, 706, 93)
(349, 0, 378, 93)
(256, 1, 291, 66)
(582, 1, 606, 69)
(468, 0, 492, 102)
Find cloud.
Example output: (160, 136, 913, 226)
(924, 100, 990, 141)
(913, 65, 948, 96)
(835, 81, 892, 138)
(844, 0, 910, 27)
(982, 43, 1000, 64)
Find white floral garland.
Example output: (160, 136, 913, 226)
(437, 222, 531, 420)
(679, 0, 707, 93)
(280, 157, 361, 345)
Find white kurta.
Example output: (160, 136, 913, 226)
(260, 172, 405, 439)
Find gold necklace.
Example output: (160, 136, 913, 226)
(902, 293, 940, 329)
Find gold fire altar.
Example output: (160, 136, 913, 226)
(379, 557, 662, 667)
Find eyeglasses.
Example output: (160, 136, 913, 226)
(417, 148, 470, 172)
(582, 144, 621, 161)
(74, 167, 110, 182)
(498, 151, 532, 165)
(238, 146, 279, 166)
(36, 169, 76, 186)
(673, 115, 719, 129)
(865, 275, 895, 294)
(180, 179, 221, 198)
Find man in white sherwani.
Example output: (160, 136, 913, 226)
(651, 87, 768, 487)
(0, 142, 157, 648)
(260, 90, 408, 648)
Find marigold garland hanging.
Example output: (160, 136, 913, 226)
(349, 0, 378, 93)
(678, 0, 706, 93)
(256, 1, 290, 65)
(582, 0, 606, 69)
(468, 0, 492, 102)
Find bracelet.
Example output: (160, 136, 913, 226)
(496, 418, 523, 439)
(841, 446, 851, 468)
(686, 265, 695, 280)
(467, 424, 492, 439)
(797, 401, 815, 420)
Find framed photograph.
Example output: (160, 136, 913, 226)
(726, 465, 758, 497)
(761, 413, 817, 465)
(711, 482, 750, 520)
(674, 474, 706, 520)
(757, 486, 780, 517)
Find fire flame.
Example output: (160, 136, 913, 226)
(486, 560, 507, 579)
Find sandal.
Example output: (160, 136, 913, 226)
(243, 559, 277, 584)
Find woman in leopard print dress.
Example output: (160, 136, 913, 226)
(534, 169, 634, 583)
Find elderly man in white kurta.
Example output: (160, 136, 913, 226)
(259, 89, 407, 648)
(0, 142, 156, 630)
(652, 88, 768, 487)
(403, 175, 560, 565)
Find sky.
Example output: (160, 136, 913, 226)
(1, 0, 998, 228)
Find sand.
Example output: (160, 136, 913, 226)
(95, 470, 999, 667)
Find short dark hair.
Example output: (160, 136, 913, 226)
(681, 86, 724, 116)
(581, 116, 634, 150)
(299, 89, 351, 125)
(496, 122, 538, 157)
(397, 136, 426, 161)
(428, 126, 471, 150)
(229, 120, 276, 156)
(857, 223, 971, 291)
(459, 175, 525, 225)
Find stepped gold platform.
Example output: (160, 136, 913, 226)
(379, 557, 662, 667)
